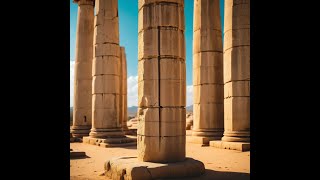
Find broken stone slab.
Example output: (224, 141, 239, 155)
(70, 151, 86, 159)
(209, 140, 250, 152)
(105, 157, 205, 180)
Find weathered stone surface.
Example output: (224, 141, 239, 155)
(224, 97, 250, 131)
(94, 43, 120, 57)
(94, 18, 119, 45)
(95, 0, 118, 19)
(160, 79, 184, 107)
(92, 94, 120, 109)
(92, 108, 119, 129)
(224, 28, 250, 51)
(137, 120, 185, 137)
(71, 0, 94, 138)
(193, 84, 224, 104)
(187, 136, 221, 146)
(193, 103, 224, 129)
(138, 2, 184, 32)
(193, 52, 223, 69)
(210, 140, 250, 151)
(92, 75, 120, 94)
(105, 157, 205, 180)
(137, 135, 185, 163)
(193, 0, 221, 31)
(223, 46, 250, 83)
(92, 56, 120, 76)
(224, 0, 250, 32)
(224, 80, 250, 98)
(193, 66, 223, 85)
(193, 29, 222, 53)
(138, 0, 184, 10)
(138, 79, 159, 107)
(83, 136, 137, 147)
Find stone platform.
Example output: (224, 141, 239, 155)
(187, 136, 221, 146)
(104, 157, 205, 180)
(83, 136, 137, 147)
(209, 141, 250, 152)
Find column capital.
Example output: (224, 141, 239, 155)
(73, 0, 94, 6)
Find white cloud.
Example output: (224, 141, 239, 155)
(127, 75, 138, 107)
(70, 60, 75, 107)
(186, 85, 193, 106)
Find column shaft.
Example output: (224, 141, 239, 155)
(120, 47, 129, 131)
(137, 0, 186, 163)
(71, 0, 94, 138)
(192, 0, 224, 139)
(222, 0, 250, 142)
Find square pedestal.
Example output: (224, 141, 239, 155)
(105, 157, 205, 180)
(209, 141, 250, 152)
(83, 136, 137, 147)
(187, 136, 220, 146)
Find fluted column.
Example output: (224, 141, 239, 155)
(137, 0, 186, 163)
(89, 0, 124, 138)
(71, 0, 94, 138)
(191, 0, 224, 144)
(221, 0, 250, 142)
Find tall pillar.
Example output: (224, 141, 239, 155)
(120, 47, 129, 133)
(71, 0, 94, 138)
(190, 0, 224, 145)
(104, 1, 205, 179)
(83, 0, 136, 147)
(210, 0, 250, 151)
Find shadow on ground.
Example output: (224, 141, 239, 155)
(182, 169, 250, 180)
(70, 155, 91, 160)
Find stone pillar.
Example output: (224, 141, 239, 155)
(137, 0, 186, 163)
(210, 0, 250, 151)
(89, 0, 124, 138)
(190, 0, 224, 145)
(221, 0, 250, 142)
(120, 47, 129, 133)
(71, 0, 94, 138)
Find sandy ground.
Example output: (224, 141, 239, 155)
(70, 131, 250, 180)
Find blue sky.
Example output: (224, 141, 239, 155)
(70, 0, 224, 107)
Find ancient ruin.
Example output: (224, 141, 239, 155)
(82, 0, 136, 147)
(189, 0, 224, 146)
(71, 0, 94, 138)
(210, 0, 250, 151)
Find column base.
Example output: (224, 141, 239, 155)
(83, 136, 137, 148)
(188, 129, 224, 145)
(105, 157, 205, 180)
(70, 125, 91, 138)
(89, 128, 126, 138)
(221, 131, 250, 142)
(209, 141, 250, 152)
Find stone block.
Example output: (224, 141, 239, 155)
(138, 79, 159, 107)
(74, 89, 91, 108)
(95, 0, 118, 19)
(193, 0, 221, 31)
(138, 0, 184, 10)
(160, 79, 184, 107)
(94, 43, 120, 57)
(193, 28, 222, 53)
(193, 103, 224, 129)
(94, 17, 119, 45)
(74, 79, 91, 93)
(160, 28, 185, 59)
(223, 46, 250, 83)
(224, 97, 250, 131)
(73, 108, 92, 126)
(138, 28, 158, 60)
(137, 135, 185, 163)
(224, 28, 250, 51)
(92, 94, 120, 109)
(137, 119, 185, 136)
(193, 51, 223, 69)
(224, 80, 250, 98)
(224, 0, 250, 32)
(138, 2, 184, 31)
(193, 84, 224, 104)
(74, 61, 92, 80)
(210, 140, 250, 151)
(193, 66, 223, 85)
(92, 56, 120, 76)
(160, 107, 185, 122)
(137, 107, 159, 122)
(92, 108, 119, 129)
(138, 58, 158, 82)
(160, 58, 184, 80)
(92, 75, 120, 94)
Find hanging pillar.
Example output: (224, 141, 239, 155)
(210, 0, 250, 151)
(83, 0, 136, 147)
(71, 0, 94, 138)
(188, 0, 224, 146)
(104, 0, 205, 179)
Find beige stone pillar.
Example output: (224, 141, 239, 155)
(89, 0, 124, 138)
(120, 47, 129, 132)
(190, 0, 224, 145)
(221, 0, 250, 142)
(137, 0, 186, 163)
(71, 0, 94, 138)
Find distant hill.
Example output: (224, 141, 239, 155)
(127, 106, 138, 116)
(186, 105, 193, 112)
